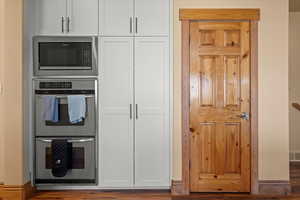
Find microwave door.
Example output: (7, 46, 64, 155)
(38, 42, 93, 71)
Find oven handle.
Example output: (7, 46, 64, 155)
(36, 95, 95, 99)
(37, 138, 94, 143)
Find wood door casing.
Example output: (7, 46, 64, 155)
(189, 22, 251, 192)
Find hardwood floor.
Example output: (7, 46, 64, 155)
(28, 190, 300, 200)
(291, 162, 300, 193)
(27, 163, 300, 200)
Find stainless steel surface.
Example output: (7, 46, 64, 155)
(34, 79, 97, 137)
(135, 17, 138, 33)
(37, 138, 94, 143)
(36, 95, 94, 99)
(67, 17, 70, 33)
(35, 137, 96, 183)
(136, 104, 138, 119)
(130, 104, 132, 119)
(61, 16, 65, 33)
(130, 17, 133, 33)
(238, 112, 250, 120)
(39, 66, 92, 70)
(33, 36, 98, 77)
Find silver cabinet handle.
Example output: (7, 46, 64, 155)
(61, 16, 65, 33)
(67, 17, 70, 33)
(130, 104, 133, 119)
(38, 138, 94, 143)
(130, 17, 133, 33)
(135, 104, 138, 119)
(135, 17, 138, 34)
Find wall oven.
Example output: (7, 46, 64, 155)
(33, 36, 98, 76)
(34, 79, 97, 137)
(35, 137, 96, 184)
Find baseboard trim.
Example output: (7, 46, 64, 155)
(258, 180, 291, 195)
(171, 180, 188, 195)
(0, 182, 36, 200)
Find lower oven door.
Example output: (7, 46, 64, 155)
(35, 137, 96, 184)
(35, 95, 96, 137)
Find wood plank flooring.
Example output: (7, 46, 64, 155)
(28, 162, 300, 200)
(291, 162, 300, 193)
(28, 190, 300, 200)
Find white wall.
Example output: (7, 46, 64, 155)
(173, 0, 290, 181)
(289, 12, 300, 155)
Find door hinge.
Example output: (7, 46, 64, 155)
(189, 160, 191, 170)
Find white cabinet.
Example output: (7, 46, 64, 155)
(99, 37, 134, 187)
(99, 0, 134, 36)
(35, 0, 67, 35)
(99, 0, 169, 36)
(35, 0, 98, 35)
(135, 0, 169, 36)
(99, 37, 170, 188)
(134, 38, 170, 187)
(68, 0, 99, 35)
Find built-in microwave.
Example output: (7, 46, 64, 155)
(33, 36, 98, 76)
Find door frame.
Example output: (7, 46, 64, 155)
(176, 9, 260, 195)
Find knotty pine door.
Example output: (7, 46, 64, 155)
(189, 22, 251, 192)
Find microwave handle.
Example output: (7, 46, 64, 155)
(92, 37, 98, 68)
(38, 138, 94, 143)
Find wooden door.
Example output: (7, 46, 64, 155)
(99, 0, 134, 36)
(189, 22, 251, 192)
(35, 0, 67, 35)
(134, 0, 169, 36)
(134, 37, 170, 187)
(67, 0, 99, 35)
(99, 37, 134, 187)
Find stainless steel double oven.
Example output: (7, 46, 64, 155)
(33, 36, 98, 186)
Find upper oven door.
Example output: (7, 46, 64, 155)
(34, 80, 97, 137)
(33, 36, 98, 76)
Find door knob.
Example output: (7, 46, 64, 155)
(237, 112, 250, 120)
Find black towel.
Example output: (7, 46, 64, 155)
(51, 139, 72, 177)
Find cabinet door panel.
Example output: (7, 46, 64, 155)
(99, 0, 133, 36)
(68, 0, 99, 35)
(135, 0, 169, 36)
(99, 37, 134, 187)
(35, 0, 67, 35)
(134, 37, 170, 187)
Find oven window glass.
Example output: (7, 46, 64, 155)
(46, 147, 85, 169)
(45, 100, 86, 126)
(39, 42, 92, 69)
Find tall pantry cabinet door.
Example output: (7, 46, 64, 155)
(134, 37, 170, 187)
(134, 0, 169, 36)
(35, 0, 67, 35)
(99, 37, 134, 187)
(99, 0, 134, 36)
(67, 0, 99, 35)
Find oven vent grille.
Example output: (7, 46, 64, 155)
(40, 82, 72, 89)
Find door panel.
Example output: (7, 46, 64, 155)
(68, 0, 99, 35)
(99, 0, 134, 36)
(190, 22, 251, 192)
(134, 0, 169, 36)
(134, 37, 170, 187)
(99, 37, 134, 187)
(35, 0, 67, 35)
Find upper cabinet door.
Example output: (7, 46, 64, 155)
(67, 0, 99, 35)
(99, 0, 134, 36)
(134, 0, 169, 36)
(35, 0, 67, 35)
(134, 37, 170, 187)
